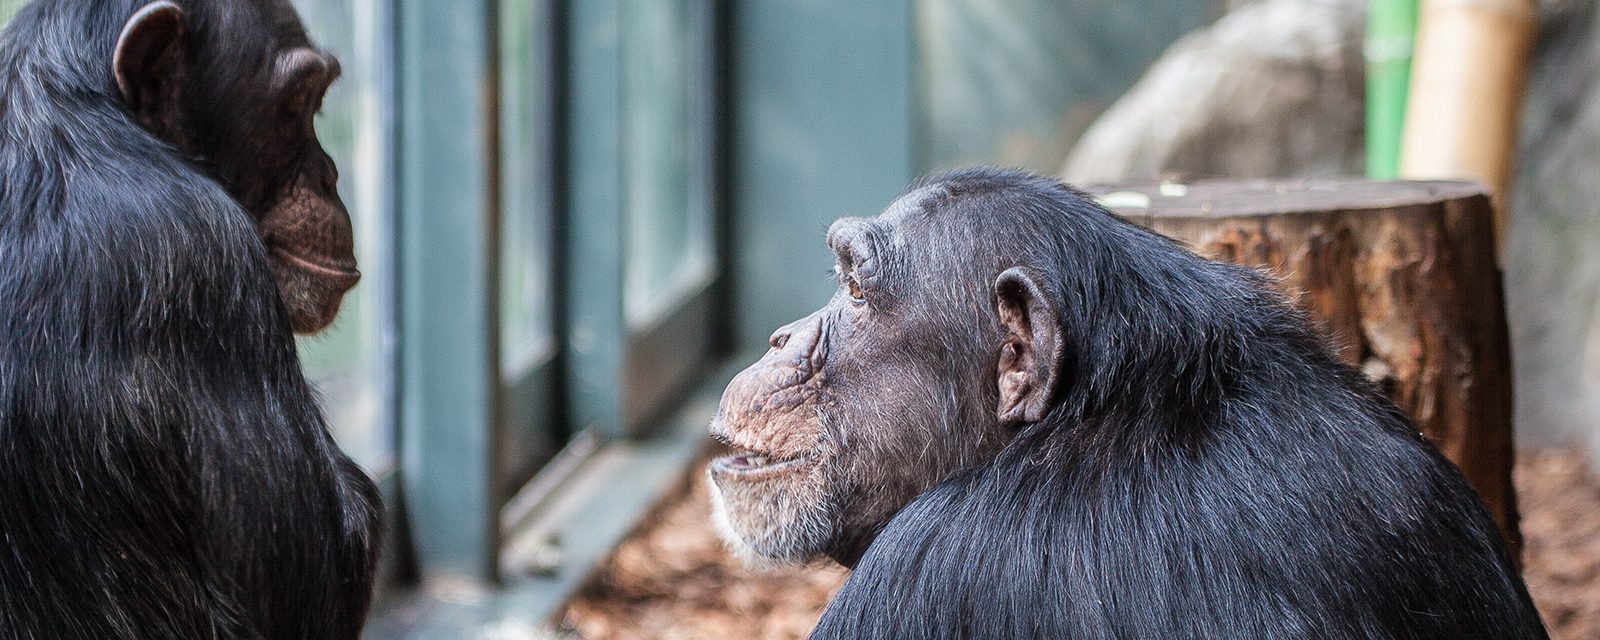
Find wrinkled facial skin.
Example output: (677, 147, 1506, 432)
(709, 314, 840, 565)
(131, 1, 358, 334)
(709, 190, 1012, 568)
(217, 44, 357, 335)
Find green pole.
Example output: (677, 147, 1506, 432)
(1367, 0, 1420, 179)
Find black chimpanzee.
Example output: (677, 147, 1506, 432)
(708, 168, 1547, 638)
(0, 1, 380, 638)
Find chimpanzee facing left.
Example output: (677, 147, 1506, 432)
(0, 1, 379, 638)
(708, 168, 1547, 638)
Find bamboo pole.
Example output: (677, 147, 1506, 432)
(1399, 0, 1536, 246)
(1367, 0, 1420, 180)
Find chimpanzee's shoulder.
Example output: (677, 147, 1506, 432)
(816, 427, 1544, 640)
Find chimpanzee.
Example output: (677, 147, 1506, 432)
(708, 168, 1547, 638)
(0, 1, 380, 638)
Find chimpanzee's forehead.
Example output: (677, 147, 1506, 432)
(873, 184, 1006, 248)
(883, 183, 1013, 227)
(826, 186, 998, 275)
(271, 1, 309, 32)
(200, 0, 313, 47)
(262, 0, 313, 42)
(881, 185, 942, 221)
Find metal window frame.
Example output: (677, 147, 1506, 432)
(391, 0, 725, 589)
(395, 0, 504, 583)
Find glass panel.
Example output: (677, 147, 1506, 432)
(293, 0, 394, 470)
(499, 0, 555, 376)
(623, 0, 713, 328)
(496, 0, 562, 487)
(916, 0, 1212, 173)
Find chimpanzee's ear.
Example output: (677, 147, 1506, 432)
(113, 2, 187, 132)
(993, 266, 1063, 425)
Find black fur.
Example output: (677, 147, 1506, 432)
(811, 168, 1546, 639)
(0, 1, 379, 638)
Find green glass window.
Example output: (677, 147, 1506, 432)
(622, 0, 715, 329)
(915, 0, 1211, 173)
(292, 0, 396, 472)
(497, 0, 563, 491)
(500, 0, 555, 370)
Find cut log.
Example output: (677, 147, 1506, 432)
(1088, 179, 1520, 553)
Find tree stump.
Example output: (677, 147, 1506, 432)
(1088, 179, 1520, 553)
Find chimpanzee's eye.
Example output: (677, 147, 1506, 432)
(832, 265, 866, 303)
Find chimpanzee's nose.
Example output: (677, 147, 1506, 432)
(764, 314, 825, 372)
(769, 314, 818, 351)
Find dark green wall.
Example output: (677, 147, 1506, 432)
(728, 1, 917, 347)
(727, 0, 1215, 348)
(917, 0, 1216, 173)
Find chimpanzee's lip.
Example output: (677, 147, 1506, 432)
(710, 451, 810, 476)
(269, 244, 361, 282)
(709, 432, 811, 477)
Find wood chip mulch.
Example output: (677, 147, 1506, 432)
(562, 450, 1600, 640)
(557, 468, 846, 640)
(1521, 449, 1600, 639)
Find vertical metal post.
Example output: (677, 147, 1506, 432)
(561, 0, 628, 440)
(396, 0, 503, 582)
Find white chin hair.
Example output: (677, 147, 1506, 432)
(707, 469, 833, 569)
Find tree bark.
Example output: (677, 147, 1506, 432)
(1089, 179, 1520, 553)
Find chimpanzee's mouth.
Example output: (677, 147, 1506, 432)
(269, 244, 362, 281)
(709, 433, 810, 477)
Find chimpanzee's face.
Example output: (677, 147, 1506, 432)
(233, 44, 358, 335)
(708, 188, 1013, 567)
(200, 4, 358, 335)
(113, 0, 358, 334)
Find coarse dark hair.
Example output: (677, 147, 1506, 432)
(0, 1, 380, 638)
(810, 167, 1546, 639)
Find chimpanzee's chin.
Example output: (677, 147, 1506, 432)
(707, 464, 836, 567)
(268, 252, 359, 334)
